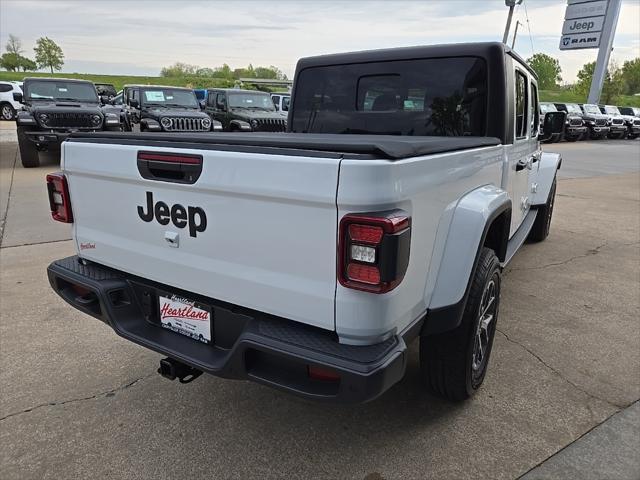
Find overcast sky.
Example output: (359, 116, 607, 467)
(1, 0, 638, 83)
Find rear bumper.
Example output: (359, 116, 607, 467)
(47, 256, 407, 403)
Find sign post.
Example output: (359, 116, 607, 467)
(587, 0, 621, 104)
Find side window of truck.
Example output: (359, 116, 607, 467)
(515, 70, 528, 139)
(132, 89, 139, 106)
(207, 92, 217, 107)
(531, 82, 539, 136)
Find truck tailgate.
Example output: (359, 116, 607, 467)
(62, 140, 341, 331)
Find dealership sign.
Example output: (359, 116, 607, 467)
(559, 0, 609, 50)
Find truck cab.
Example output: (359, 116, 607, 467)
(47, 42, 563, 404)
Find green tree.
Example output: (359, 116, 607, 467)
(34, 37, 64, 73)
(212, 64, 234, 80)
(621, 58, 640, 95)
(574, 61, 625, 103)
(0, 52, 20, 71)
(527, 53, 562, 90)
(195, 67, 214, 77)
(18, 56, 37, 72)
(160, 62, 198, 77)
(5, 34, 23, 55)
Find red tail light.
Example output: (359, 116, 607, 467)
(338, 210, 411, 293)
(46, 172, 73, 223)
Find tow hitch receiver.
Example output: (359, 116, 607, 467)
(158, 358, 203, 384)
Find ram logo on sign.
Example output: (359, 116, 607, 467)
(559, 0, 608, 50)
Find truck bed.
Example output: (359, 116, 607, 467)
(67, 132, 501, 160)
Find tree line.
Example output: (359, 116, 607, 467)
(527, 53, 640, 103)
(160, 62, 288, 82)
(0, 34, 64, 74)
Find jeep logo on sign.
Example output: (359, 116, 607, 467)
(138, 191, 207, 238)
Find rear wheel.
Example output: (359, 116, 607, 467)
(1, 103, 15, 121)
(529, 178, 556, 242)
(16, 126, 40, 168)
(420, 247, 501, 401)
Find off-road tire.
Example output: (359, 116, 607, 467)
(17, 126, 40, 168)
(529, 178, 556, 242)
(1, 103, 15, 121)
(420, 247, 501, 401)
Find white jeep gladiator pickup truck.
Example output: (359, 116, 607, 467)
(47, 42, 564, 403)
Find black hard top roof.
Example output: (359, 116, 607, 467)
(123, 84, 193, 91)
(207, 88, 271, 94)
(295, 41, 536, 78)
(23, 77, 94, 84)
(67, 132, 501, 160)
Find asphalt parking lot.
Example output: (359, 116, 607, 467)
(0, 122, 638, 480)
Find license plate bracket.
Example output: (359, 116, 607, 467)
(158, 293, 212, 344)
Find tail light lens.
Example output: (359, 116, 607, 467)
(46, 172, 73, 223)
(338, 210, 411, 293)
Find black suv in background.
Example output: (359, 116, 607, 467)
(95, 83, 117, 102)
(578, 103, 611, 140)
(617, 106, 640, 139)
(122, 85, 217, 132)
(598, 105, 628, 139)
(14, 77, 121, 167)
(205, 89, 286, 132)
(552, 102, 586, 141)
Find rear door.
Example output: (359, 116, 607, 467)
(506, 66, 534, 237)
(62, 140, 341, 331)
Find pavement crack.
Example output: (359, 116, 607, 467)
(0, 145, 18, 247)
(507, 242, 607, 272)
(496, 329, 622, 409)
(0, 374, 154, 422)
(0, 237, 73, 249)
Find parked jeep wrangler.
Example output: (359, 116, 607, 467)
(122, 85, 219, 133)
(47, 42, 564, 403)
(14, 77, 121, 168)
(205, 88, 287, 132)
(552, 103, 587, 141)
(617, 106, 640, 139)
(578, 103, 611, 140)
(598, 105, 628, 139)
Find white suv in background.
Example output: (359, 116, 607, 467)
(0, 81, 23, 120)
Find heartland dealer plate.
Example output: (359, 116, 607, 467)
(159, 294, 211, 344)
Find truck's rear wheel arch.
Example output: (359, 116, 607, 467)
(482, 209, 511, 263)
(424, 193, 510, 335)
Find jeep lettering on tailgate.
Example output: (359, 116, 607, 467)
(137, 191, 207, 237)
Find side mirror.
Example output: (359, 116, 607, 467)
(199, 99, 206, 110)
(129, 99, 139, 108)
(539, 111, 566, 142)
(13, 92, 23, 103)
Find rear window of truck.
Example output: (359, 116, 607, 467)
(291, 57, 487, 136)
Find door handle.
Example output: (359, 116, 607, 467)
(532, 151, 541, 163)
(516, 158, 529, 171)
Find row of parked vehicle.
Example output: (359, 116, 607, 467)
(540, 102, 640, 143)
(1, 77, 291, 167)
